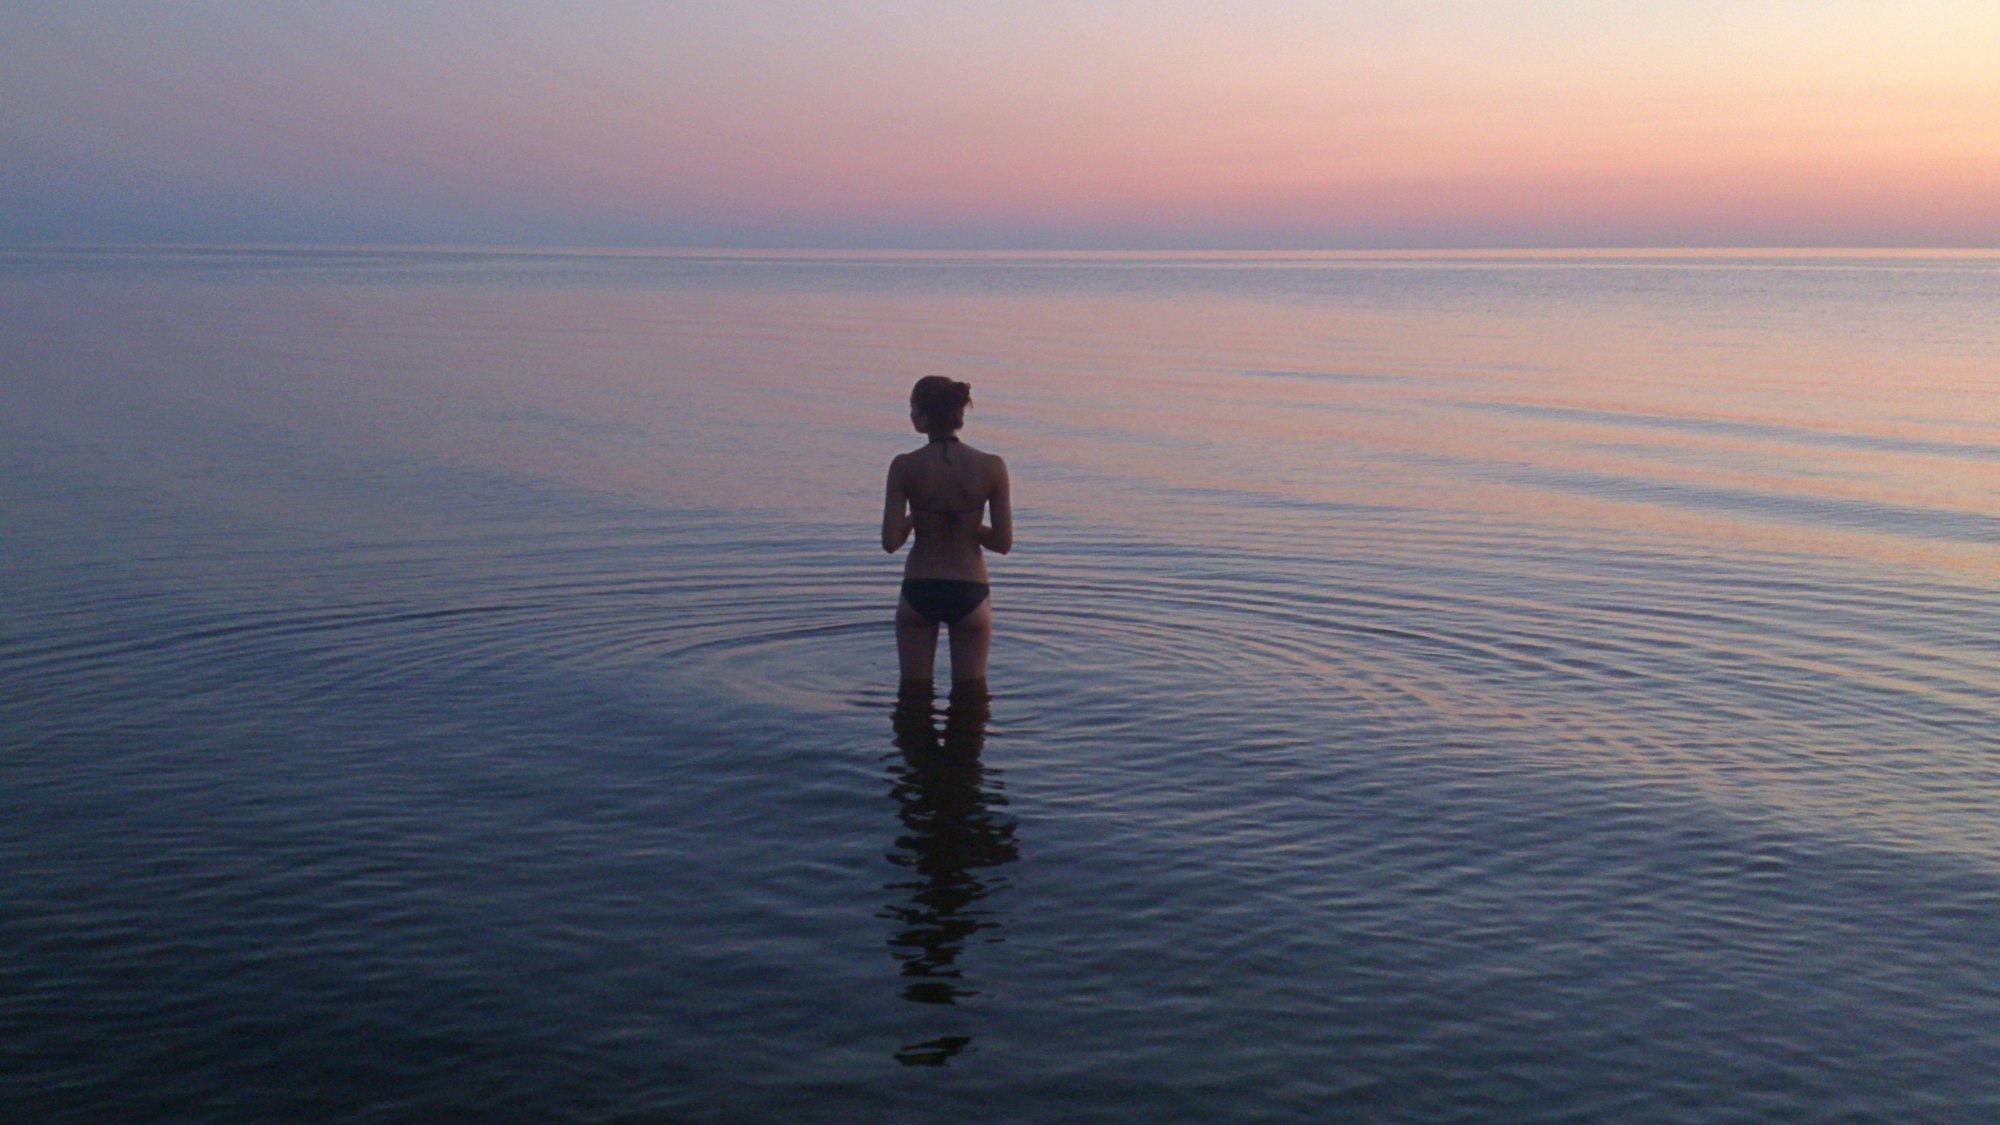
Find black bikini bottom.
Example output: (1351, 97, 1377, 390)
(900, 578, 990, 626)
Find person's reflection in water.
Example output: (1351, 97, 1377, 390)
(882, 680, 1019, 1066)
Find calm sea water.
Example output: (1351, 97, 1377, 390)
(3, 248, 1997, 1122)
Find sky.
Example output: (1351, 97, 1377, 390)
(3, 1, 1996, 249)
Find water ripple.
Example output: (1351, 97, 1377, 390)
(5, 249, 1998, 1123)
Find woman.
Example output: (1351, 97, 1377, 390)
(882, 376, 1012, 687)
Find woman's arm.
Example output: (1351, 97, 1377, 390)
(882, 455, 912, 553)
(978, 455, 1012, 555)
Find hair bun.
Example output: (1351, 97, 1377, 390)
(910, 376, 973, 434)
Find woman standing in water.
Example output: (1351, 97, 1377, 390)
(883, 376, 1012, 688)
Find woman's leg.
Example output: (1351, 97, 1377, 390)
(945, 598, 993, 684)
(896, 597, 940, 682)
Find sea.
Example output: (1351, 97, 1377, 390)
(2, 247, 1996, 1123)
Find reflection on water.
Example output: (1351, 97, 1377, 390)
(4, 250, 1998, 1120)
(881, 682, 1018, 1066)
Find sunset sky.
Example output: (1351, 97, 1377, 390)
(4, 1, 1996, 248)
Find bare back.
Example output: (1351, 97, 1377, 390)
(882, 438, 1012, 582)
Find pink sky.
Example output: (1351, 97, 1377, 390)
(3, 2, 1996, 247)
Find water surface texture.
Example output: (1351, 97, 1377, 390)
(3, 249, 1997, 1122)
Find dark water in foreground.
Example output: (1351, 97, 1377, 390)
(3, 249, 1997, 1122)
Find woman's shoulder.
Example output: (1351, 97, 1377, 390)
(956, 446, 1006, 491)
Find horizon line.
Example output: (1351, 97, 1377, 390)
(5, 242, 1999, 259)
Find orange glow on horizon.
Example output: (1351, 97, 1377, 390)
(2, 2, 1996, 245)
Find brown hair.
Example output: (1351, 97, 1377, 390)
(909, 375, 972, 436)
